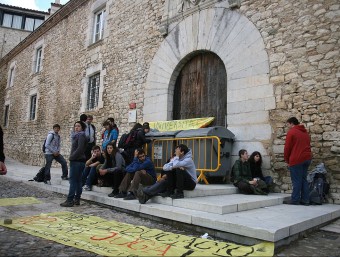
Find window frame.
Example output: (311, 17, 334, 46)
(7, 62, 16, 88)
(34, 47, 43, 73)
(29, 94, 37, 121)
(92, 8, 106, 43)
(3, 104, 9, 127)
(87, 73, 101, 111)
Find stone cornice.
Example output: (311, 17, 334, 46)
(0, 0, 89, 68)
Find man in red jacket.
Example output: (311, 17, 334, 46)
(284, 117, 312, 205)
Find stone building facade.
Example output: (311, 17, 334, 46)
(0, 4, 49, 58)
(0, 0, 339, 202)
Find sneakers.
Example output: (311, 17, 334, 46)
(61, 176, 69, 180)
(44, 180, 51, 185)
(123, 192, 136, 200)
(83, 185, 91, 191)
(170, 191, 184, 199)
(137, 187, 150, 204)
(114, 192, 127, 198)
(74, 199, 80, 206)
(108, 189, 119, 197)
(60, 200, 74, 207)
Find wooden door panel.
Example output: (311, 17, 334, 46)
(173, 52, 227, 126)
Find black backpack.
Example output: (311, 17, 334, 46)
(118, 130, 138, 149)
(42, 133, 54, 153)
(33, 167, 46, 182)
(309, 173, 330, 205)
(118, 133, 129, 148)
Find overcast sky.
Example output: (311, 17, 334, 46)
(0, 0, 70, 12)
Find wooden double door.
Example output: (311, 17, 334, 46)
(173, 52, 228, 126)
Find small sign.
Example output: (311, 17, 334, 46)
(128, 110, 137, 123)
(154, 145, 163, 160)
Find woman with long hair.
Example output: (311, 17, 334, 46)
(248, 151, 273, 191)
(98, 142, 125, 197)
(60, 121, 87, 207)
(102, 120, 118, 150)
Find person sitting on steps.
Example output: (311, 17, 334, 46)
(231, 149, 268, 195)
(115, 148, 156, 200)
(97, 143, 125, 197)
(82, 145, 105, 191)
(159, 144, 197, 199)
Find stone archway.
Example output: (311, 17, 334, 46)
(144, 7, 275, 161)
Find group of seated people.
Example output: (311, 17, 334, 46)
(231, 149, 274, 195)
(81, 143, 197, 202)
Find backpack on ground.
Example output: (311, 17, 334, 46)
(309, 173, 329, 205)
(42, 133, 54, 153)
(33, 167, 46, 182)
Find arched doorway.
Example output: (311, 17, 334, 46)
(173, 52, 228, 126)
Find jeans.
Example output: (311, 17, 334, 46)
(289, 159, 311, 204)
(67, 161, 85, 202)
(44, 154, 68, 180)
(119, 170, 155, 196)
(166, 168, 196, 193)
(82, 166, 97, 187)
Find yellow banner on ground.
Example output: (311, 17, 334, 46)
(1, 212, 274, 256)
(0, 197, 42, 206)
(149, 117, 215, 132)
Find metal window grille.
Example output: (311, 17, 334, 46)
(29, 95, 37, 120)
(35, 47, 42, 73)
(87, 73, 100, 111)
(3, 105, 9, 127)
(93, 9, 105, 43)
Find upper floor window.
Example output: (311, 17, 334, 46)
(29, 94, 37, 120)
(3, 105, 9, 127)
(24, 17, 44, 31)
(1, 12, 44, 31)
(35, 47, 42, 73)
(87, 73, 100, 110)
(93, 9, 105, 43)
(2, 13, 22, 29)
(8, 67, 15, 87)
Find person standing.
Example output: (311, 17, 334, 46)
(44, 124, 68, 184)
(0, 125, 7, 175)
(84, 115, 96, 161)
(60, 121, 88, 207)
(284, 117, 312, 205)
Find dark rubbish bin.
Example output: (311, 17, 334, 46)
(146, 126, 235, 183)
(145, 130, 182, 173)
(175, 126, 235, 183)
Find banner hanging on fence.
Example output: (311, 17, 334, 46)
(1, 211, 274, 256)
(149, 117, 215, 132)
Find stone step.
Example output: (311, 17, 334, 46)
(151, 193, 289, 214)
(21, 181, 340, 243)
(4, 158, 340, 246)
(71, 182, 238, 198)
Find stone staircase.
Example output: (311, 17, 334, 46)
(4, 158, 340, 248)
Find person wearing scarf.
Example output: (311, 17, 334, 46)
(60, 121, 87, 207)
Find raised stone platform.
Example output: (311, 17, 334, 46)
(4, 158, 340, 247)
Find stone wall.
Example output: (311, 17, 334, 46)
(0, 27, 31, 58)
(239, 0, 340, 202)
(0, 0, 339, 202)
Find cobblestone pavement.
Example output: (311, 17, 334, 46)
(0, 175, 340, 256)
